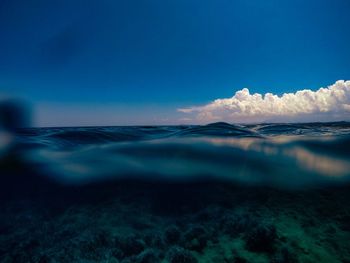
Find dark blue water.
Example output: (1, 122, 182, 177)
(1, 122, 350, 263)
(2, 121, 349, 188)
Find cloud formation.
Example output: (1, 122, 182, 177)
(178, 80, 350, 123)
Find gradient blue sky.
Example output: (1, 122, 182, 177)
(0, 0, 349, 126)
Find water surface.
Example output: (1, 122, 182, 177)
(1, 122, 350, 262)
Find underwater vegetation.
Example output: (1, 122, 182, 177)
(1, 181, 350, 263)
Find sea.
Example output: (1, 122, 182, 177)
(1, 122, 350, 263)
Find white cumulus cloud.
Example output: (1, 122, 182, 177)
(178, 80, 350, 123)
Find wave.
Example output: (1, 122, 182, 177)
(1, 122, 350, 190)
(172, 122, 260, 138)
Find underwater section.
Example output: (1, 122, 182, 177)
(1, 122, 350, 262)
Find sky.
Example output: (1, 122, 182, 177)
(0, 0, 349, 126)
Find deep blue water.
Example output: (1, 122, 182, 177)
(1, 122, 350, 262)
(2, 122, 350, 189)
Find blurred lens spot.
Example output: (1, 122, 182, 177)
(0, 98, 31, 131)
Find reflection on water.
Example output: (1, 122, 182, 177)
(1, 122, 350, 188)
(206, 136, 350, 177)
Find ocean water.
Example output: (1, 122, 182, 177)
(1, 122, 350, 262)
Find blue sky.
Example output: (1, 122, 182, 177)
(0, 0, 349, 126)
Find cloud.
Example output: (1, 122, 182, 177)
(178, 80, 350, 123)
